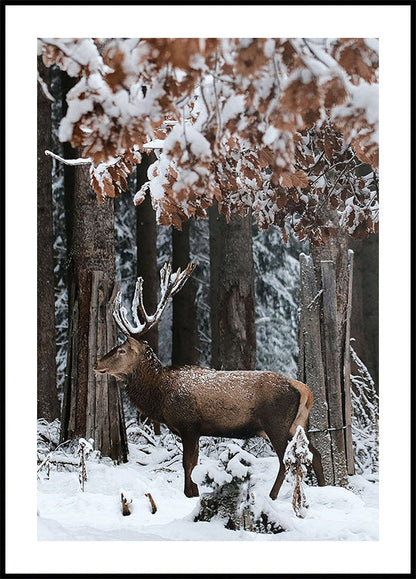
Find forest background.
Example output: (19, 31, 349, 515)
(5, 4, 411, 576)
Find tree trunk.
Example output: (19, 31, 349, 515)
(311, 230, 354, 480)
(349, 234, 379, 390)
(135, 154, 160, 434)
(208, 204, 256, 370)
(320, 259, 348, 486)
(136, 154, 158, 354)
(172, 220, 200, 366)
(60, 164, 128, 462)
(298, 254, 333, 485)
(298, 224, 355, 485)
(37, 57, 60, 421)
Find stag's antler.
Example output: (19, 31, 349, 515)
(113, 261, 197, 339)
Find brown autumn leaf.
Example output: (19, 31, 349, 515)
(279, 40, 300, 72)
(323, 131, 340, 161)
(236, 39, 268, 76)
(280, 172, 293, 188)
(276, 192, 288, 208)
(352, 138, 379, 168)
(258, 148, 275, 168)
(323, 77, 348, 109)
(104, 49, 127, 92)
(335, 39, 378, 85)
(103, 176, 116, 198)
(292, 170, 309, 189)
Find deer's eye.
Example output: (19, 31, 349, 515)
(118, 348, 126, 355)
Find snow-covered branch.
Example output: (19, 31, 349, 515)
(45, 150, 92, 166)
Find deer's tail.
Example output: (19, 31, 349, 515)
(288, 378, 314, 439)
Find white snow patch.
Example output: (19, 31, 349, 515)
(38, 434, 379, 541)
(222, 95, 246, 125)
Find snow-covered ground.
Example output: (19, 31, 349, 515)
(37, 425, 378, 542)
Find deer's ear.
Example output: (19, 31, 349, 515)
(126, 336, 141, 352)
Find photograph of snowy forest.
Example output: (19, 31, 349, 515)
(2, 2, 411, 572)
(35, 35, 382, 549)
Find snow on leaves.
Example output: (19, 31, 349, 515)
(39, 37, 379, 244)
(90, 148, 142, 202)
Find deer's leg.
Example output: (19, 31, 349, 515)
(309, 442, 325, 486)
(264, 427, 288, 500)
(181, 430, 200, 498)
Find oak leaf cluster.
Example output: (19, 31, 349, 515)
(38, 37, 379, 244)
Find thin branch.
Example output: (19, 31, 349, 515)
(37, 71, 55, 102)
(45, 150, 92, 166)
(302, 38, 333, 70)
(135, 427, 158, 447)
(315, 157, 354, 211)
(212, 54, 223, 142)
(199, 82, 211, 119)
(39, 38, 103, 72)
(37, 439, 72, 473)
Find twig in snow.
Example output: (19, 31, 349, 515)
(121, 493, 132, 516)
(135, 427, 158, 447)
(145, 492, 157, 514)
(37, 439, 72, 473)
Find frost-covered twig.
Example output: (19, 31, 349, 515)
(37, 439, 72, 473)
(306, 289, 323, 310)
(78, 438, 94, 492)
(37, 71, 55, 102)
(131, 426, 158, 447)
(45, 150, 92, 166)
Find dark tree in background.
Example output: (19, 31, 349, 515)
(136, 155, 159, 355)
(349, 235, 379, 389)
(172, 221, 200, 367)
(209, 205, 256, 370)
(135, 154, 161, 434)
(37, 57, 60, 421)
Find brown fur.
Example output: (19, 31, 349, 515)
(95, 336, 325, 499)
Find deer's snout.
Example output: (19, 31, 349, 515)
(93, 361, 107, 374)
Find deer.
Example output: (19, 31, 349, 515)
(94, 261, 325, 501)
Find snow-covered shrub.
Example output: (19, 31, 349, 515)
(37, 419, 103, 480)
(283, 425, 313, 517)
(193, 443, 284, 533)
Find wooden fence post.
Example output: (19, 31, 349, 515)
(343, 250, 355, 475)
(298, 250, 355, 486)
(320, 260, 348, 486)
(298, 254, 333, 485)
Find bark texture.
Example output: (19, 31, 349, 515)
(298, 224, 355, 485)
(60, 164, 127, 462)
(209, 205, 256, 370)
(37, 57, 60, 421)
(298, 254, 332, 485)
(172, 220, 200, 366)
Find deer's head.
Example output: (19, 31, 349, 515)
(94, 261, 197, 378)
